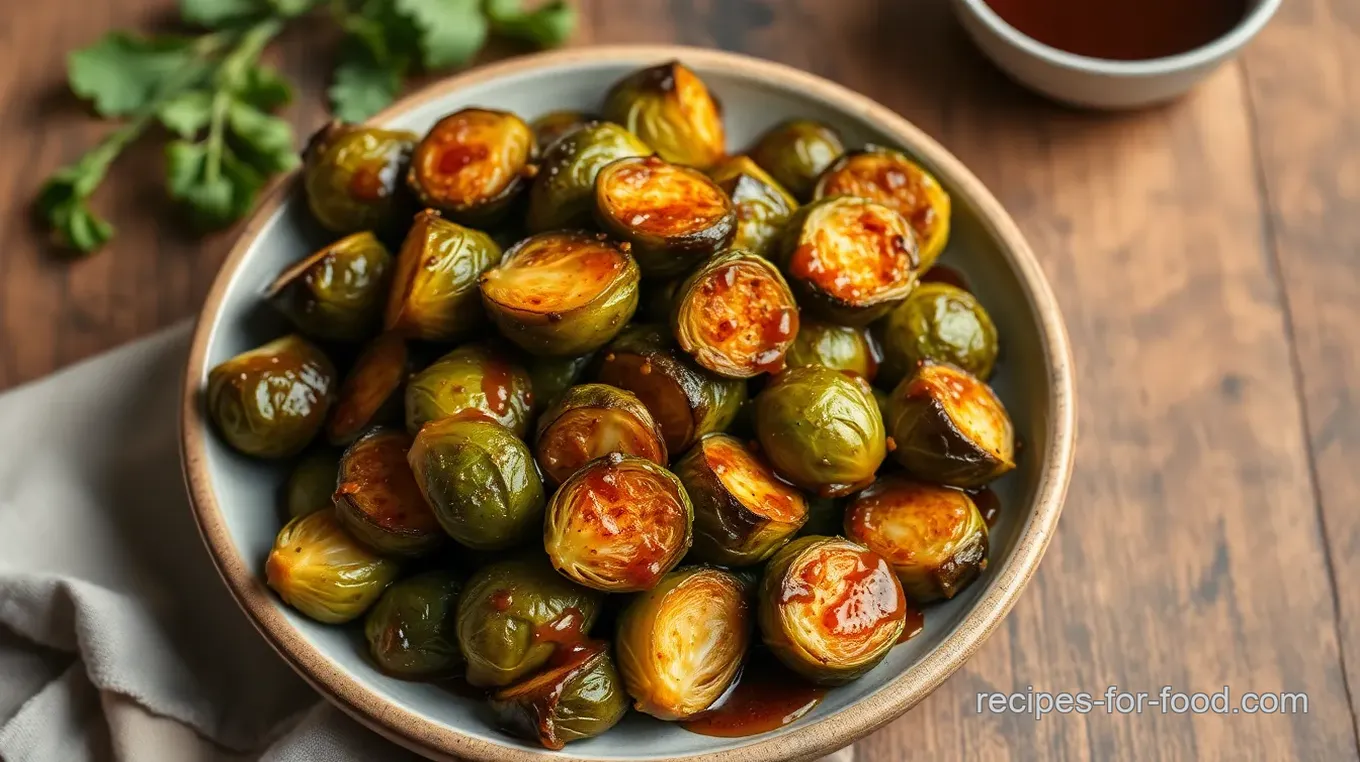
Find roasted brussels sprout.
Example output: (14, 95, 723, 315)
(757, 536, 905, 684)
(480, 231, 640, 356)
(602, 60, 725, 170)
(776, 196, 920, 326)
(785, 319, 882, 382)
(303, 122, 417, 234)
(749, 119, 845, 201)
(527, 121, 652, 231)
(326, 333, 410, 445)
(407, 108, 535, 225)
(457, 557, 603, 687)
(405, 344, 533, 438)
(266, 232, 392, 343)
(595, 324, 747, 453)
(525, 353, 593, 414)
(673, 433, 808, 566)
(815, 147, 951, 272)
(877, 282, 998, 387)
(544, 453, 693, 592)
(531, 110, 593, 152)
(384, 210, 501, 342)
(615, 566, 751, 720)
(534, 384, 667, 485)
(265, 510, 399, 624)
(753, 364, 885, 497)
(884, 362, 1015, 487)
(594, 156, 736, 278)
(334, 428, 444, 557)
(708, 155, 798, 259)
(283, 449, 341, 518)
(671, 248, 799, 378)
(365, 571, 465, 679)
(844, 477, 988, 602)
(206, 335, 336, 458)
(490, 642, 628, 749)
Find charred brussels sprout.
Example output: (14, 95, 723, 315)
(206, 335, 336, 458)
(844, 477, 988, 602)
(364, 571, 465, 679)
(785, 319, 882, 382)
(266, 232, 392, 343)
(303, 122, 416, 234)
(490, 643, 628, 749)
(534, 384, 667, 485)
(531, 110, 594, 152)
(615, 566, 751, 720)
(335, 428, 444, 557)
(384, 210, 501, 342)
(758, 536, 905, 684)
(815, 147, 951, 272)
(885, 363, 1015, 487)
(405, 344, 533, 438)
(544, 453, 693, 592)
(265, 510, 399, 623)
(480, 231, 640, 357)
(708, 155, 798, 259)
(407, 108, 535, 225)
(671, 248, 799, 378)
(673, 433, 808, 566)
(525, 353, 593, 414)
(326, 333, 410, 445)
(527, 122, 652, 231)
(602, 60, 725, 170)
(877, 282, 998, 387)
(283, 449, 341, 518)
(754, 365, 885, 497)
(749, 119, 845, 201)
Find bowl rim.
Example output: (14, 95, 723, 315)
(180, 44, 1076, 762)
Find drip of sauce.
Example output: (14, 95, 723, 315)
(984, 0, 1248, 61)
(896, 606, 926, 644)
(348, 164, 389, 202)
(533, 607, 595, 666)
(480, 355, 513, 416)
(920, 264, 971, 293)
(682, 651, 826, 738)
(971, 486, 1002, 528)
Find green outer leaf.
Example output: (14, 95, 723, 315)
(227, 101, 299, 173)
(68, 33, 201, 117)
(181, 0, 264, 27)
(329, 44, 403, 122)
(396, 0, 487, 69)
(485, 0, 575, 48)
(158, 90, 214, 138)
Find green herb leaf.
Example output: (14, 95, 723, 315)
(182, 0, 264, 27)
(485, 0, 575, 48)
(69, 33, 200, 117)
(269, 0, 316, 17)
(36, 171, 115, 253)
(166, 140, 265, 228)
(396, 0, 488, 69)
(157, 90, 214, 137)
(228, 100, 299, 173)
(329, 43, 404, 121)
(237, 64, 293, 110)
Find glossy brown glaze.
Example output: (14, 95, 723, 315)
(920, 264, 970, 293)
(790, 200, 916, 305)
(479, 352, 514, 417)
(327, 333, 408, 444)
(682, 651, 826, 737)
(818, 151, 941, 244)
(597, 156, 731, 236)
(972, 486, 1001, 528)
(335, 429, 437, 533)
(896, 606, 925, 644)
(409, 109, 532, 210)
(687, 260, 799, 376)
(985, 0, 1247, 60)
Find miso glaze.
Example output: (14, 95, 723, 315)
(985, 0, 1248, 61)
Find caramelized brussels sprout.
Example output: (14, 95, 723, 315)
(365, 571, 465, 679)
(544, 453, 693, 592)
(673, 433, 808, 566)
(785, 319, 882, 382)
(408, 418, 545, 551)
(844, 477, 988, 602)
(815, 147, 951, 271)
(749, 119, 845, 201)
(757, 536, 905, 684)
(303, 122, 417, 233)
(708, 155, 798, 258)
(527, 121, 652, 231)
(407, 108, 535, 225)
(877, 282, 998, 387)
(206, 335, 336, 458)
(326, 333, 410, 445)
(531, 110, 593, 152)
(490, 643, 628, 749)
(525, 353, 593, 414)
(384, 210, 501, 342)
(480, 231, 640, 356)
(753, 364, 885, 497)
(615, 566, 751, 720)
(266, 232, 392, 343)
(534, 384, 667, 485)
(885, 363, 1015, 487)
(776, 196, 920, 326)
(671, 248, 799, 378)
(405, 344, 533, 438)
(594, 156, 736, 278)
(595, 324, 746, 453)
(457, 557, 603, 687)
(335, 428, 444, 557)
(283, 449, 341, 518)
(602, 60, 725, 170)
(265, 510, 399, 624)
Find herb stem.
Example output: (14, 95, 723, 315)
(205, 18, 286, 184)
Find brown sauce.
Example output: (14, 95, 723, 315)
(971, 486, 1001, 528)
(480, 355, 513, 416)
(920, 264, 970, 293)
(682, 651, 826, 738)
(984, 0, 1247, 61)
(896, 606, 926, 644)
(348, 163, 389, 202)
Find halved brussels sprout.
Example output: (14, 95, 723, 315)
(408, 418, 545, 551)
(673, 433, 808, 566)
(671, 248, 799, 378)
(544, 453, 693, 592)
(266, 232, 392, 343)
(303, 122, 417, 233)
(365, 571, 465, 679)
(615, 566, 751, 720)
(480, 231, 640, 356)
(405, 344, 533, 438)
(527, 121, 652, 231)
(534, 384, 668, 485)
(602, 60, 725, 170)
(326, 333, 410, 445)
(490, 642, 628, 749)
(876, 282, 998, 387)
(708, 155, 798, 259)
(595, 324, 747, 453)
(844, 476, 988, 602)
(785, 319, 882, 382)
(335, 428, 444, 557)
(206, 335, 336, 458)
(531, 110, 594, 152)
(885, 363, 1015, 487)
(407, 108, 535, 225)
(265, 510, 399, 624)
(757, 536, 905, 684)
(594, 156, 736, 278)
(753, 364, 885, 497)
(526, 353, 593, 414)
(776, 196, 920, 326)
(457, 557, 603, 687)
(283, 449, 341, 518)
(384, 210, 501, 342)
(815, 147, 951, 272)
(749, 119, 845, 201)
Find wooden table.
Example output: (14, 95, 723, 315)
(3, 1, 1357, 759)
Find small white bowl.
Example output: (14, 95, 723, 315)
(953, 0, 1281, 109)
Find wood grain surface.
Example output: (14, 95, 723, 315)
(2, 1, 1357, 760)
